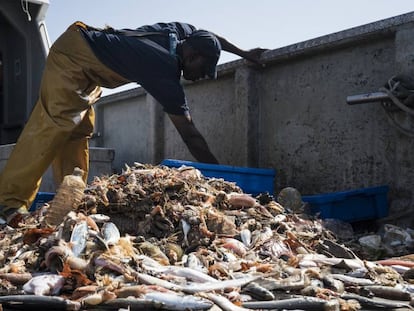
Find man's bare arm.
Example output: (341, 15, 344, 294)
(168, 114, 219, 164)
(214, 34, 268, 66)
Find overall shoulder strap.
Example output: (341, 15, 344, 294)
(122, 31, 178, 56)
(76, 22, 178, 56)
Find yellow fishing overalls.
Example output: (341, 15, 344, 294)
(0, 22, 129, 211)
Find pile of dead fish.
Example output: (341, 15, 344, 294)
(0, 163, 414, 310)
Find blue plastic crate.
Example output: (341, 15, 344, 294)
(30, 192, 55, 212)
(161, 159, 276, 196)
(302, 185, 389, 222)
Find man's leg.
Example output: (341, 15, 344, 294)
(52, 107, 95, 185)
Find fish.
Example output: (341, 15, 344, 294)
(242, 281, 275, 300)
(322, 274, 344, 293)
(361, 285, 411, 301)
(137, 241, 170, 265)
(139, 254, 165, 270)
(101, 222, 121, 246)
(150, 265, 219, 284)
(0, 272, 32, 285)
(94, 254, 126, 275)
(181, 274, 261, 294)
(139, 254, 218, 283)
(242, 296, 338, 310)
(377, 259, 414, 268)
(227, 193, 257, 208)
(70, 220, 88, 257)
(183, 253, 207, 272)
(250, 227, 273, 248)
(137, 272, 260, 294)
(144, 292, 213, 310)
(219, 238, 248, 257)
(181, 219, 191, 246)
(298, 254, 365, 270)
(136, 273, 184, 291)
(88, 213, 111, 223)
(164, 266, 219, 283)
(0, 295, 80, 310)
(256, 272, 309, 291)
(164, 242, 184, 264)
(66, 255, 89, 271)
(330, 274, 375, 286)
(390, 264, 411, 274)
(240, 228, 252, 247)
(202, 292, 253, 311)
(23, 274, 65, 296)
(44, 243, 73, 272)
(100, 297, 164, 310)
(341, 293, 414, 309)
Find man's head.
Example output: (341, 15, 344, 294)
(181, 30, 221, 81)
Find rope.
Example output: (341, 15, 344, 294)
(20, 0, 32, 22)
(379, 85, 414, 137)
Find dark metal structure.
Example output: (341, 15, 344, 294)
(0, 0, 49, 144)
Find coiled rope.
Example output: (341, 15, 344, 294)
(379, 76, 414, 137)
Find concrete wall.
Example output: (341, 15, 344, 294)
(92, 12, 414, 224)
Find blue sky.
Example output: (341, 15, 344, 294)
(44, 1, 414, 94)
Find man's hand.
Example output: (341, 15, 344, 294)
(215, 34, 268, 68)
(243, 48, 268, 67)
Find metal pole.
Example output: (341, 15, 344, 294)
(346, 91, 390, 105)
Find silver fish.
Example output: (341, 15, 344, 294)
(101, 222, 120, 246)
(341, 293, 413, 309)
(330, 273, 375, 286)
(0, 295, 80, 310)
(181, 219, 191, 246)
(0, 272, 32, 285)
(322, 275, 345, 293)
(136, 273, 183, 291)
(242, 281, 275, 301)
(256, 272, 308, 291)
(44, 243, 73, 272)
(240, 228, 252, 247)
(202, 292, 253, 311)
(94, 255, 126, 275)
(137, 272, 260, 294)
(184, 253, 206, 272)
(299, 254, 365, 270)
(181, 274, 261, 294)
(362, 285, 411, 301)
(88, 213, 111, 223)
(144, 292, 213, 310)
(9, 244, 32, 262)
(163, 266, 219, 283)
(139, 255, 218, 283)
(243, 296, 338, 310)
(103, 297, 166, 310)
(139, 254, 165, 271)
(70, 220, 88, 257)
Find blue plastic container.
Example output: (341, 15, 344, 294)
(161, 159, 276, 196)
(30, 192, 55, 212)
(302, 185, 389, 222)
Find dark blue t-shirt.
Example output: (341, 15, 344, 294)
(80, 22, 197, 115)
